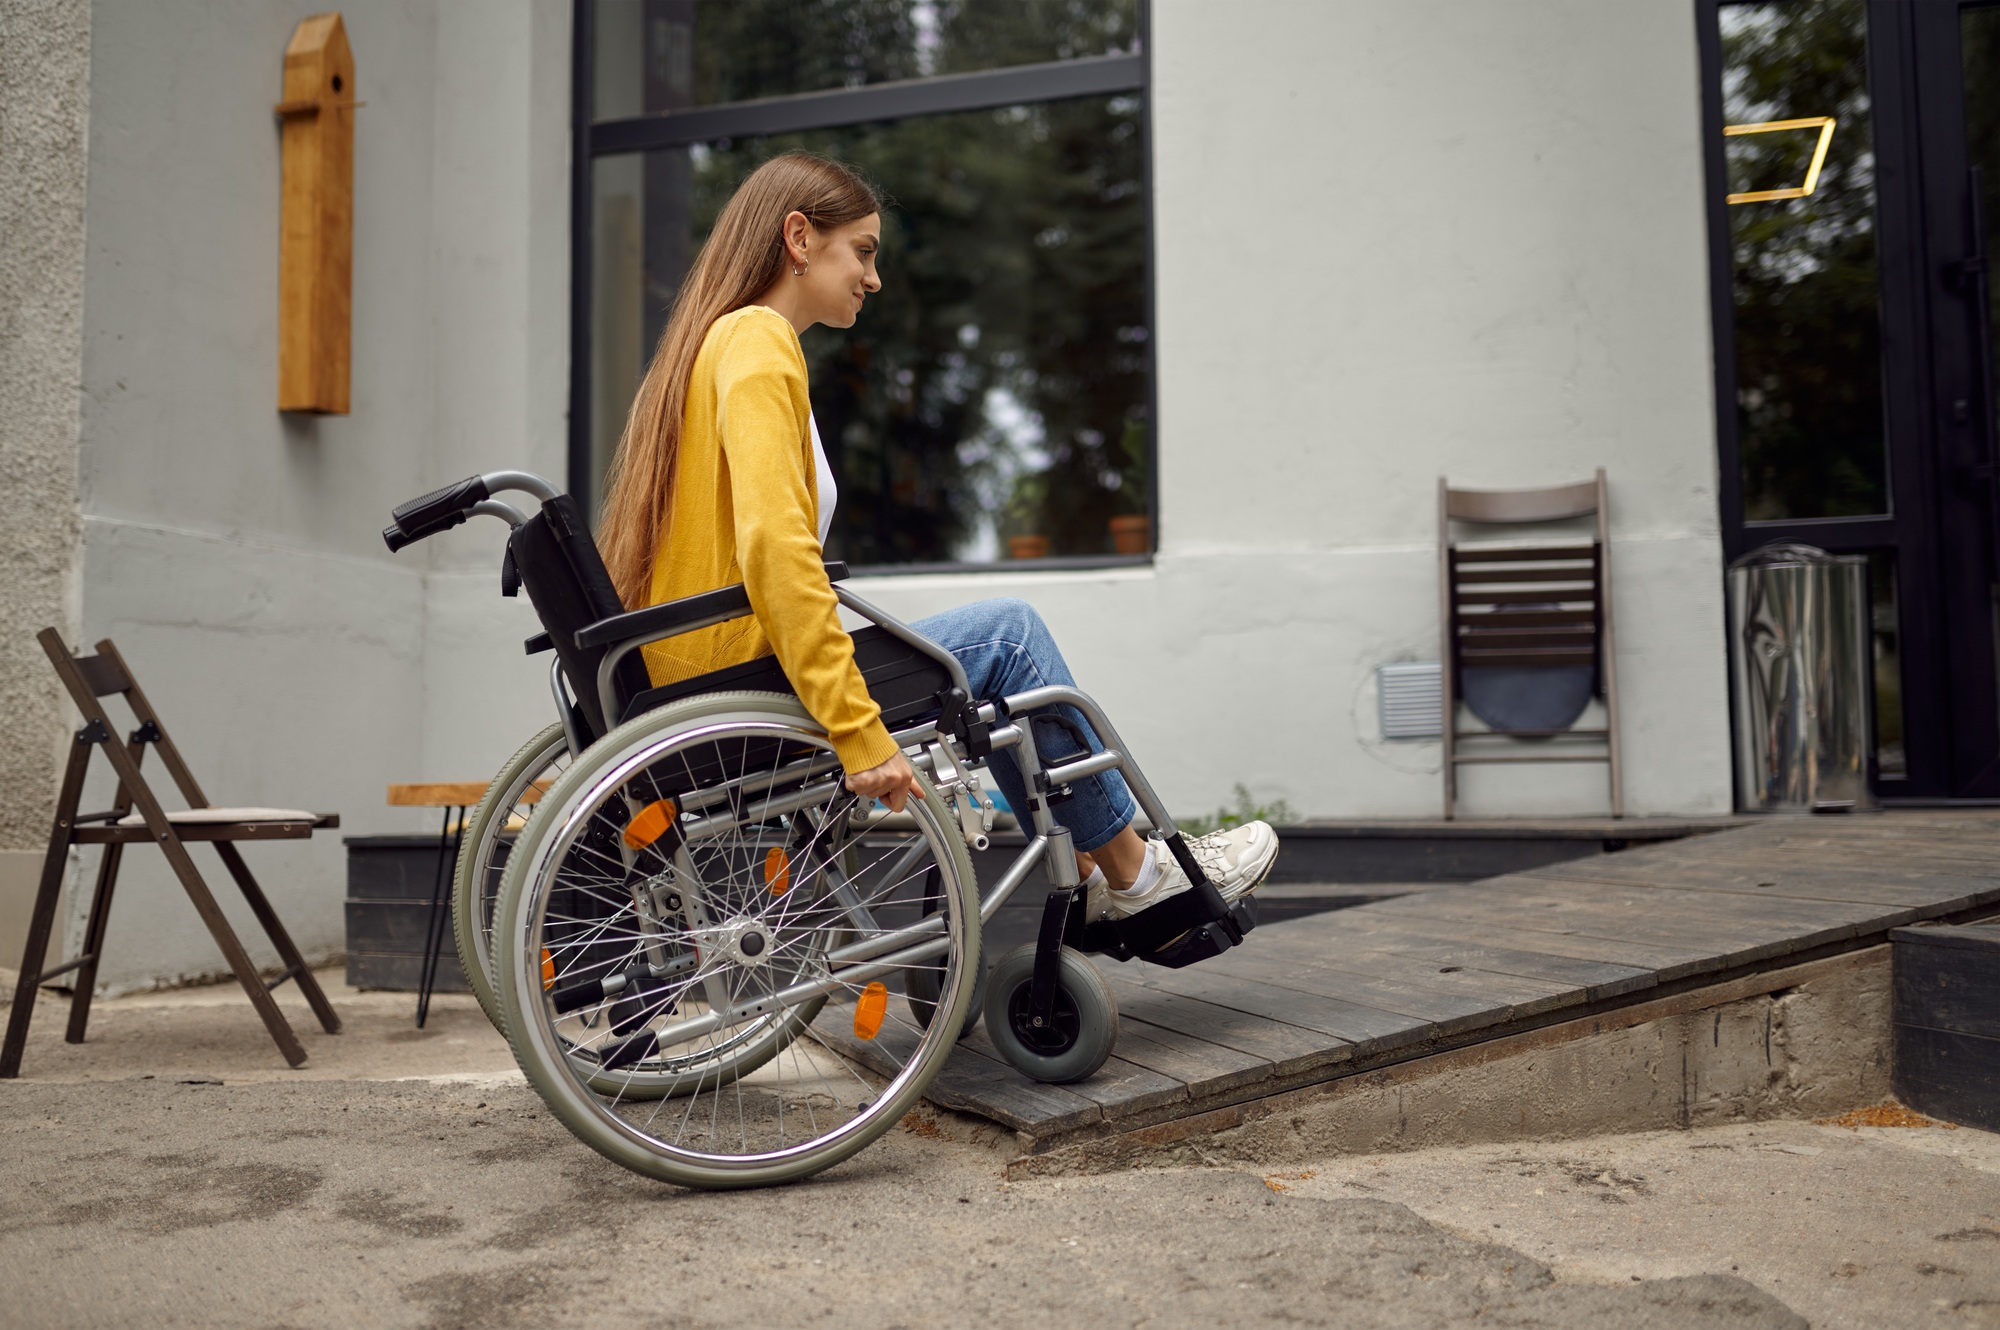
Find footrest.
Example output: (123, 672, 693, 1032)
(1140, 898, 1259, 969)
(1075, 885, 1256, 968)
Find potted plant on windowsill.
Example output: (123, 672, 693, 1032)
(1108, 514, 1150, 555)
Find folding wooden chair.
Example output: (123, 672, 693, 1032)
(1438, 469, 1623, 820)
(1, 631, 342, 1076)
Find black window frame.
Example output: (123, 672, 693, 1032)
(566, 0, 1158, 576)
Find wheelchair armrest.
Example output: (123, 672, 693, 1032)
(577, 585, 750, 650)
(573, 561, 850, 651)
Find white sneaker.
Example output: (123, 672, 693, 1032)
(1088, 821, 1279, 922)
(1185, 821, 1280, 897)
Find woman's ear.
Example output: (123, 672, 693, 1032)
(782, 210, 812, 265)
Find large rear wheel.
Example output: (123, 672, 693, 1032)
(493, 692, 980, 1189)
(452, 722, 570, 1031)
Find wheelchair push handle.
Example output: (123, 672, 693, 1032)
(382, 470, 562, 552)
(383, 475, 490, 551)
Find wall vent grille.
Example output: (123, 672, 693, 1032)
(1379, 662, 1443, 739)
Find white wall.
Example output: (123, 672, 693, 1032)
(841, 0, 1732, 822)
(414, 0, 1733, 831)
(0, 0, 91, 969)
(64, 0, 1730, 992)
(70, 0, 567, 992)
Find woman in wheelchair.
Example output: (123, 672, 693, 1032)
(594, 151, 1279, 924)
(389, 151, 1278, 1189)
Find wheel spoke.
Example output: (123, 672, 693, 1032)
(496, 702, 979, 1181)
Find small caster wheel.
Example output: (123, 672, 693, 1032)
(905, 951, 986, 1041)
(982, 943, 1117, 1083)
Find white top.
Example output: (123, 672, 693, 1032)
(809, 413, 837, 546)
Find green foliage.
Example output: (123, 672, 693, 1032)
(1177, 784, 1297, 838)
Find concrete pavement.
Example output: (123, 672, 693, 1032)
(0, 970, 1992, 1328)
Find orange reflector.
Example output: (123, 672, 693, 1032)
(853, 981, 889, 1041)
(622, 799, 678, 850)
(764, 847, 791, 896)
(540, 948, 555, 990)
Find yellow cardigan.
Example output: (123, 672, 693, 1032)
(640, 304, 901, 774)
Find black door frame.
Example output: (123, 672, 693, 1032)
(1696, 0, 2000, 802)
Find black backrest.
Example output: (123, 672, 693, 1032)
(508, 494, 651, 742)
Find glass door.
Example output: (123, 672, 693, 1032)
(1701, 0, 2000, 800)
(1906, 0, 2000, 796)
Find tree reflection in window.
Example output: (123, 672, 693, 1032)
(1722, 0, 1890, 521)
(588, 0, 1149, 566)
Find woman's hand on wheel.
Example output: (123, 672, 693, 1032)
(846, 751, 920, 813)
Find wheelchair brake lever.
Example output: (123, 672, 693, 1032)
(925, 741, 995, 851)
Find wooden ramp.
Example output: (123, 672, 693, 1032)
(901, 812, 2000, 1152)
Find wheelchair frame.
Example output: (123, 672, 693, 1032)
(385, 469, 1254, 1082)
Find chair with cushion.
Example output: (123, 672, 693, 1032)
(1437, 469, 1623, 819)
(0, 632, 342, 1076)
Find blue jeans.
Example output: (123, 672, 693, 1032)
(911, 598, 1136, 853)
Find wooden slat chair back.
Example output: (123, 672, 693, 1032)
(1, 631, 342, 1077)
(1437, 469, 1623, 820)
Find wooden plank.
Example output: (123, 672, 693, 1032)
(1191, 950, 1508, 1036)
(1543, 825, 2000, 873)
(1114, 964, 1421, 1054)
(1620, 821, 2000, 871)
(1092, 1016, 1273, 1106)
(1524, 861, 2000, 913)
(1671, 824, 2000, 857)
(958, 1025, 1187, 1120)
(1353, 888, 1878, 981)
(1323, 910, 1701, 977)
(1664, 847, 2000, 886)
(1367, 877, 1892, 944)
(1360, 891, 1884, 966)
(1096, 974, 1349, 1079)
(389, 782, 501, 807)
(1057, 1056, 1190, 1119)
(276, 13, 355, 414)
(1285, 924, 1659, 1002)
(824, 1017, 1103, 1136)
(1245, 928, 1581, 1017)
(923, 1043, 1103, 1135)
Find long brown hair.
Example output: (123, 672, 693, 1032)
(596, 152, 881, 607)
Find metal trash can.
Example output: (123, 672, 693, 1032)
(1727, 543, 1875, 813)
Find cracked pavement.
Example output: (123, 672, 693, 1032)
(1, 973, 1992, 1328)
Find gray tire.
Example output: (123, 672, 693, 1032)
(494, 690, 980, 1189)
(452, 722, 570, 1032)
(982, 943, 1117, 1084)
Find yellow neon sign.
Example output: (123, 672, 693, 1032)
(1723, 116, 1837, 204)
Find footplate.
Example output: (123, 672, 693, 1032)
(1070, 833, 1258, 969)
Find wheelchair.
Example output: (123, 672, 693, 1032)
(385, 470, 1258, 1189)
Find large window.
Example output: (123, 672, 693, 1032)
(573, 0, 1152, 571)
